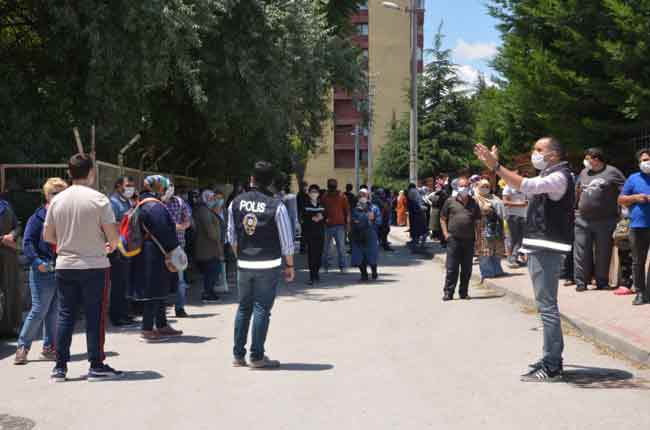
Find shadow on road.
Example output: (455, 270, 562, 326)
(0, 340, 17, 360)
(0, 413, 36, 430)
(563, 365, 650, 390)
(163, 335, 215, 344)
(277, 363, 334, 372)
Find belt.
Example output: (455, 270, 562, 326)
(238, 258, 282, 270)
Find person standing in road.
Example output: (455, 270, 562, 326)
(321, 179, 350, 273)
(163, 182, 192, 317)
(193, 190, 224, 304)
(502, 170, 528, 268)
(574, 148, 625, 292)
(44, 154, 122, 382)
(228, 161, 295, 369)
(351, 188, 382, 281)
(301, 184, 326, 285)
(618, 148, 650, 306)
(108, 176, 137, 327)
(14, 177, 67, 365)
(440, 177, 481, 301)
(475, 137, 575, 382)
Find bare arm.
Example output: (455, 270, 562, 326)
(619, 194, 647, 208)
(502, 194, 527, 207)
(102, 223, 119, 253)
(474, 144, 525, 189)
(440, 217, 449, 240)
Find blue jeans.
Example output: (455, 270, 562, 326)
(176, 269, 188, 310)
(55, 269, 109, 368)
(233, 268, 279, 361)
(18, 268, 58, 350)
(322, 225, 346, 270)
(197, 258, 220, 295)
(479, 256, 505, 279)
(528, 251, 564, 369)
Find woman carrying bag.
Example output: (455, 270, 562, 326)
(350, 189, 383, 282)
(474, 179, 507, 281)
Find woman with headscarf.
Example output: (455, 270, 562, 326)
(301, 184, 327, 285)
(396, 190, 408, 226)
(14, 178, 67, 365)
(473, 179, 507, 281)
(193, 189, 224, 303)
(350, 189, 382, 281)
(131, 175, 183, 343)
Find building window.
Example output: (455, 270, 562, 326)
(356, 23, 368, 36)
(335, 150, 355, 169)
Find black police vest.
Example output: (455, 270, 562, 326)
(523, 161, 575, 253)
(232, 189, 282, 269)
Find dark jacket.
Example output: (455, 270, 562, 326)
(193, 204, 224, 261)
(130, 193, 179, 301)
(22, 206, 55, 269)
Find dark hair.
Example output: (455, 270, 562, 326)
(637, 148, 650, 160)
(274, 172, 288, 190)
(253, 161, 274, 188)
(214, 188, 224, 197)
(327, 178, 338, 188)
(585, 147, 605, 162)
(114, 176, 134, 189)
(68, 153, 94, 180)
(542, 136, 564, 157)
(407, 182, 416, 190)
(308, 184, 320, 192)
(345, 183, 353, 191)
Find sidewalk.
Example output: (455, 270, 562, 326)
(389, 227, 650, 365)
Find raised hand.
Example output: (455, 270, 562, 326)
(474, 143, 498, 170)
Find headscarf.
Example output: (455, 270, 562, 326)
(474, 179, 496, 212)
(201, 189, 216, 205)
(143, 175, 170, 198)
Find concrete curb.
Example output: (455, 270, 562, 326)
(388, 231, 650, 366)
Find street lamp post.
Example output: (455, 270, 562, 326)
(382, 0, 419, 185)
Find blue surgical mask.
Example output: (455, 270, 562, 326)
(215, 198, 224, 208)
(207, 200, 219, 209)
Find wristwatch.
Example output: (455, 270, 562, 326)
(285, 265, 294, 269)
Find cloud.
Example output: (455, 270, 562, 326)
(455, 64, 495, 91)
(453, 39, 498, 61)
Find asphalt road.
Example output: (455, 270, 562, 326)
(1, 244, 649, 430)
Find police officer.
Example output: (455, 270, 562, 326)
(227, 161, 295, 369)
(475, 137, 574, 382)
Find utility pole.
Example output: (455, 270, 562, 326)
(409, 0, 419, 185)
(367, 82, 375, 190)
(354, 124, 361, 192)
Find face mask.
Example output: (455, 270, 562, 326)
(478, 187, 490, 196)
(457, 187, 469, 197)
(207, 200, 219, 209)
(640, 161, 650, 174)
(359, 197, 368, 205)
(583, 159, 592, 171)
(123, 187, 135, 199)
(309, 192, 319, 201)
(214, 198, 224, 208)
(531, 151, 548, 171)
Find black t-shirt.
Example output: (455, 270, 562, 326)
(441, 196, 481, 240)
(577, 165, 625, 221)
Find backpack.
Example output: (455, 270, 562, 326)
(117, 198, 160, 258)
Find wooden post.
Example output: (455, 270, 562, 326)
(73, 127, 85, 155)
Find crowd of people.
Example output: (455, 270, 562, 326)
(3, 140, 650, 383)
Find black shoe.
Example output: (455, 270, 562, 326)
(175, 308, 189, 318)
(459, 294, 470, 300)
(442, 293, 453, 301)
(51, 366, 67, 383)
(528, 359, 563, 372)
(632, 293, 648, 306)
(521, 364, 563, 382)
(202, 292, 221, 304)
(371, 272, 378, 280)
(88, 364, 124, 382)
(575, 285, 587, 292)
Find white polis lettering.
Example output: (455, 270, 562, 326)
(239, 200, 266, 214)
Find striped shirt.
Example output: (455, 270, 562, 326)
(227, 200, 295, 257)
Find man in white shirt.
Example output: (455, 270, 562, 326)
(475, 137, 574, 383)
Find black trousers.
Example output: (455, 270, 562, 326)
(630, 228, 650, 296)
(109, 252, 130, 324)
(444, 236, 474, 296)
(142, 300, 167, 331)
(379, 224, 390, 246)
(306, 231, 325, 280)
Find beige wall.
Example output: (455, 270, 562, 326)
(304, 2, 412, 188)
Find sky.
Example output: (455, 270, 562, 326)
(422, 0, 502, 86)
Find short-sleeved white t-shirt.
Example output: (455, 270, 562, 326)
(502, 185, 528, 218)
(45, 184, 116, 270)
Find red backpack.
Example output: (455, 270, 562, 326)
(117, 197, 159, 258)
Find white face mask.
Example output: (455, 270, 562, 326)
(531, 151, 548, 171)
(640, 161, 650, 174)
(123, 187, 135, 199)
(359, 197, 368, 205)
(309, 192, 319, 201)
(457, 187, 469, 197)
(583, 159, 592, 171)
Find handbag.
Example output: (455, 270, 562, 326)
(612, 218, 630, 249)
